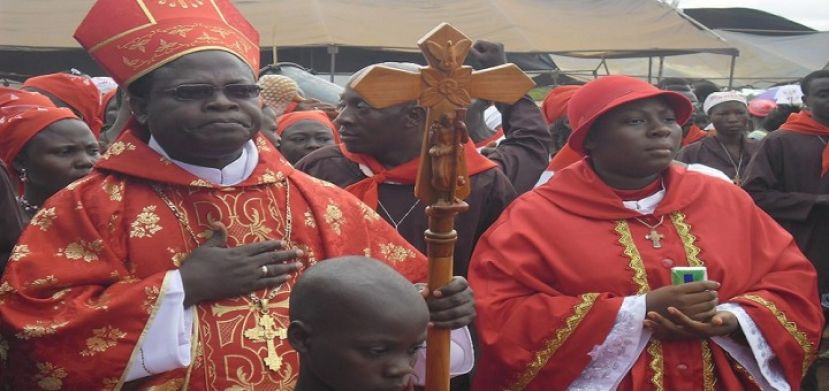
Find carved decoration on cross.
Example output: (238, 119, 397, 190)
(349, 23, 535, 204)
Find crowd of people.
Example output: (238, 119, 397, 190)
(0, 0, 827, 390)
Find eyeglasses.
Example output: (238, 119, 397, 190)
(164, 84, 261, 101)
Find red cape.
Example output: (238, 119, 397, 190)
(470, 161, 822, 390)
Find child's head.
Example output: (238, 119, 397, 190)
(288, 256, 429, 391)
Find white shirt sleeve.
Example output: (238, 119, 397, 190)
(711, 303, 790, 391)
(412, 326, 475, 385)
(569, 295, 652, 391)
(125, 270, 194, 381)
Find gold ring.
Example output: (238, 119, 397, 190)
(260, 265, 269, 277)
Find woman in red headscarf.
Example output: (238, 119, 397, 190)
(23, 72, 104, 138)
(0, 90, 99, 220)
(470, 75, 822, 390)
(276, 111, 339, 164)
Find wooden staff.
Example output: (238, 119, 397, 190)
(350, 23, 534, 391)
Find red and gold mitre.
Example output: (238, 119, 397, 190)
(74, 0, 260, 86)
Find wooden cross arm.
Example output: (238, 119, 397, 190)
(350, 65, 423, 109)
(469, 64, 535, 104)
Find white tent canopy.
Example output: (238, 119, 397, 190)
(551, 30, 829, 88)
(0, 0, 737, 58)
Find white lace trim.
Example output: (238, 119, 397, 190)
(712, 303, 790, 391)
(569, 295, 651, 391)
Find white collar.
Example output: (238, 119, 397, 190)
(357, 163, 405, 185)
(622, 189, 665, 215)
(148, 136, 258, 186)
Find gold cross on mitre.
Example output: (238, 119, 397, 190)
(349, 23, 535, 203)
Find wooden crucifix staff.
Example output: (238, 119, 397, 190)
(350, 23, 534, 391)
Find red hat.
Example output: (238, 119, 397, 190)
(541, 85, 580, 125)
(23, 73, 103, 137)
(74, 0, 260, 87)
(567, 75, 692, 154)
(276, 111, 340, 143)
(748, 99, 777, 118)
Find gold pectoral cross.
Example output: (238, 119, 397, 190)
(645, 229, 664, 248)
(243, 299, 287, 372)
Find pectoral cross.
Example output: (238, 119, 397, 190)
(350, 23, 534, 391)
(645, 229, 665, 248)
(243, 299, 287, 372)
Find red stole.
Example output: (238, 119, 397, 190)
(340, 141, 497, 209)
(682, 124, 708, 146)
(779, 111, 829, 175)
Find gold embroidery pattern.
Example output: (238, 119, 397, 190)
(303, 211, 317, 228)
(190, 178, 213, 187)
(670, 212, 704, 267)
(702, 341, 716, 391)
(647, 340, 665, 391)
(144, 286, 161, 314)
(102, 141, 136, 160)
(739, 294, 815, 373)
(614, 220, 650, 293)
(130, 205, 163, 238)
(158, 0, 205, 9)
(102, 378, 120, 388)
(57, 239, 104, 262)
(30, 207, 57, 231)
(363, 247, 372, 257)
(255, 137, 272, 153)
(309, 176, 336, 188)
(102, 181, 124, 202)
(28, 275, 58, 288)
(168, 249, 187, 267)
(378, 243, 416, 263)
(509, 293, 599, 391)
(16, 321, 69, 340)
(81, 326, 127, 357)
(34, 362, 67, 391)
(9, 244, 30, 262)
(119, 23, 250, 71)
(359, 202, 382, 222)
(260, 169, 278, 184)
(324, 201, 344, 235)
(65, 175, 94, 190)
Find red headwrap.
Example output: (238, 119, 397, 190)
(0, 87, 56, 109)
(23, 73, 103, 137)
(74, 0, 260, 87)
(541, 85, 580, 125)
(779, 111, 829, 176)
(275, 111, 340, 143)
(567, 75, 692, 154)
(0, 105, 79, 193)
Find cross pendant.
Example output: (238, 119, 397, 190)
(243, 307, 287, 372)
(645, 229, 664, 248)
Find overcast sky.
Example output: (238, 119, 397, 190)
(678, 0, 829, 31)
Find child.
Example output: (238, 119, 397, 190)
(288, 256, 430, 391)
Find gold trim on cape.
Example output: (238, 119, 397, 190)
(614, 220, 650, 294)
(669, 212, 704, 267)
(646, 340, 665, 391)
(702, 340, 717, 391)
(508, 293, 599, 391)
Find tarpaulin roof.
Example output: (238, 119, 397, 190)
(550, 29, 828, 88)
(0, 0, 737, 58)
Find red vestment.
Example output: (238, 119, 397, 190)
(469, 161, 823, 390)
(0, 129, 426, 390)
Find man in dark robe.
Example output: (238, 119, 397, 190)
(742, 69, 829, 389)
(295, 61, 517, 279)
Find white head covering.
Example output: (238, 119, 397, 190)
(703, 91, 747, 115)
